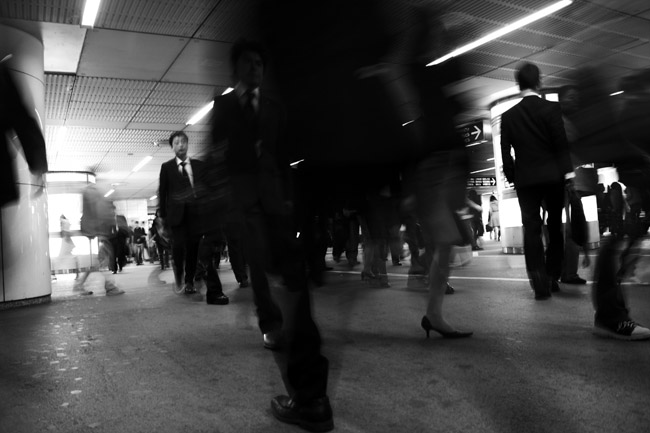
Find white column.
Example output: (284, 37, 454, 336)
(0, 24, 50, 306)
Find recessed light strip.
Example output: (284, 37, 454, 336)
(132, 155, 153, 173)
(186, 87, 234, 125)
(81, 0, 102, 28)
(104, 188, 115, 198)
(427, 0, 573, 66)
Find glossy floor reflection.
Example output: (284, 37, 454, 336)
(2, 239, 650, 433)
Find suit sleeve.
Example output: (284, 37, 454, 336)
(549, 103, 573, 176)
(500, 113, 515, 184)
(158, 163, 168, 219)
(1, 65, 48, 175)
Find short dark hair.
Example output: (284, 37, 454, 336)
(230, 38, 267, 70)
(516, 63, 541, 91)
(169, 131, 188, 147)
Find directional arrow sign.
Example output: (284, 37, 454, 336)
(471, 125, 481, 141)
(457, 120, 484, 145)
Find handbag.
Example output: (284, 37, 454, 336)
(485, 223, 493, 232)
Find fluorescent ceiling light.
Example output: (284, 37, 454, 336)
(186, 88, 234, 125)
(104, 188, 115, 198)
(427, 0, 573, 66)
(470, 167, 494, 174)
(290, 159, 305, 167)
(610, 90, 624, 96)
(486, 157, 495, 161)
(402, 120, 415, 126)
(81, 0, 102, 28)
(149, 195, 158, 201)
(186, 101, 214, 125)
(132, 155, 153, 173)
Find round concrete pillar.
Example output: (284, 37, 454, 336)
(0, 24, 51, 307)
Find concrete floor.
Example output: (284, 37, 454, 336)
(2, 239, 650, 433)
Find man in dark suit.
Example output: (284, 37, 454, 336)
(501, 62, 575, 300)
(158, 131, 228, 305)
(210, 39, 332, 431)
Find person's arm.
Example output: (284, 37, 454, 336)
(158, 164, 168, 219)
(1, 65, 48, 176)
(550, 103, 575, 181)
(500, 114, 515, 185)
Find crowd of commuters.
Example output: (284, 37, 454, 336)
(4, 2, 650, 432)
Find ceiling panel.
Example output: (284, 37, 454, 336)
(131, 105, 197, 125)
(78, 29, 187, 81)
(525, 49, 590, 68)
(0, 0, 82, 23)
(45, 74, 75, 120)
(478, 40, 540, 59)
(600, 16, 650, 41)
(96, 0, 214, 37)
(72, 77, 155, 105)
(625, 42, 650, 58)
(145, 82, 217, 106)
(163, 39, 232, 86)
(586, 0, 650, 16)
(195, 0, 260, 41)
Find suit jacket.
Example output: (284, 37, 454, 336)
(0, 63, 48, 207)
(500, 95, 573, 188)
(158, 158, 206, 227)
(210, 91, 290, 215)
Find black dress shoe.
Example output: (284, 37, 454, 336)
(271, 395, 334, 432)
(206, 293, 229, 305)
(561, 276, 587, 285)
(534, 291, 552, 300)
(445, 282, 455, 294)
(263, 330, 283, 350)
(239, 279, 250, 288)
(551, 280, 561, 293)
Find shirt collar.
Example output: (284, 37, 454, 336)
(520, 89, 541, 98)
(175, 156, 190, 166)
(234, 82, 259, 100)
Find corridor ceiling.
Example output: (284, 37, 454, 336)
(1, 0, 649, 201)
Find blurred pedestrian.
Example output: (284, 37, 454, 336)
(74, 184, 125, 296)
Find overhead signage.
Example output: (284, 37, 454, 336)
(467, 176, 497, 187)
(457, 121, 484, 145)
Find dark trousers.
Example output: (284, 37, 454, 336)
(198, 231, 225, 297)
(225, 221, 247, 283)
(517, 182, 565, 294)
(171, 219, 201, 287)
(593, 236, 630, 327)
(242, 208, 328, 403)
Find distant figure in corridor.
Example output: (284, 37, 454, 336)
(500, 62, 574, 300)
(74, 184, 125, 296)
(158, 131, 230, 305)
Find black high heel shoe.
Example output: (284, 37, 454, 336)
(421, 316, 473, 339)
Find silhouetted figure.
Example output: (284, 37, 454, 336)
(501, 62, 574, 300)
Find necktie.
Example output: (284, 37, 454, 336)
(180, 161, 192, 188)
(243, 89, 256, 121)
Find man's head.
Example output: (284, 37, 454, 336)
(230, 39, 266, 89)
(516, 62, 541, 91)
(169, 131, 189, 161)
